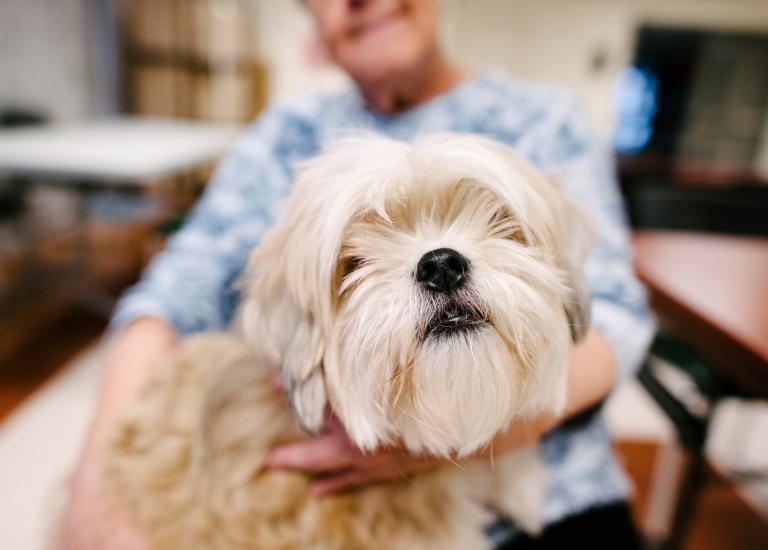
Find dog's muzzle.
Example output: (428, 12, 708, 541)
(416, 248, 487, 339)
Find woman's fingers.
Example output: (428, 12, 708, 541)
(270, 371, 284, 391)
(265, 433, 356, 472)
(308, 461, 417, 496)
(309, 469, 367, 496)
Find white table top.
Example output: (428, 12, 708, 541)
(0, 117, 243, 184)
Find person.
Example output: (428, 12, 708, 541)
(61, 0, 654, 548)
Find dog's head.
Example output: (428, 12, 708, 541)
(242, 134, 593, 456)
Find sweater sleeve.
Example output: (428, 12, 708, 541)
(519, 92, 656, 384)
(111, 102, 321, 336)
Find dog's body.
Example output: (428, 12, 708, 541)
(107, 332, 525, 550)
(105, 134, 594, 549)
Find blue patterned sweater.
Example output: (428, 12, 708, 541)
(113, 72, 655, 540)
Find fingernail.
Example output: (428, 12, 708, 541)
(309, 482, 327, 497)
(271, 372, 284, 391)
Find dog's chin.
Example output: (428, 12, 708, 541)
(386, 324, 523, 457)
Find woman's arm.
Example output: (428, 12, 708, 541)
(81, 317, 177, 463)
(60, 317, 176, 550)
(265, 327, 617, 495)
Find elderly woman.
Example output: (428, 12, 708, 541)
(62, 1, 653, 548)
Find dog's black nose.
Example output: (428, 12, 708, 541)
(415, 248, 469, 293)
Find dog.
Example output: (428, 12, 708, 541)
(104, 134, 594, 549)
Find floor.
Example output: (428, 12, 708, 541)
(1, 308, 767, 549)
(0, 308, 106, 422)
(616, 440, 768, 549)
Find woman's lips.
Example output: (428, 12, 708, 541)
(351, 12, 404, 42)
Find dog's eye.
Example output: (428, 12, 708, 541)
(490, 210, 528, 244)
(505, 227, 528, 244)
(342, 256, 365, 276)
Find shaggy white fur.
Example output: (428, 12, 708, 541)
(105, 134, 594, 549)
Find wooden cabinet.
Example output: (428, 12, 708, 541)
(122, 0, 268, 122)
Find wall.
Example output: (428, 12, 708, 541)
(244, 0, 350, 103)
(0, 0, 120, 121)
(3, 0, 767, 130)
(444, 0, 768, 133)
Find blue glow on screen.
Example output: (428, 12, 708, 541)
(613, 66, 659, 154)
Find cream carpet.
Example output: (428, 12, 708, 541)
(0, 346, 103, 550)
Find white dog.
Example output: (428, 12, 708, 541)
(105, 134, 594, 550)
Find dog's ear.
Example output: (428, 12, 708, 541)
(240, 252, 330, 433)
(238, 159, 345, 434)
(281, 314, 327, 432)
(240, 222, 332, 433)
(559, 198, 594, 343)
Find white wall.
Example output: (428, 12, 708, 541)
(444, 0, 768, 133)
(244, 0, 350, 104)
(0, 0, 120, 122)
(0, 0, 90, 120)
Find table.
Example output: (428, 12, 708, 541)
(633, 230, 768, 399)
(0, 117, 241, 182)
(633, 230, 768, 549)
(0, 117, 242, 315)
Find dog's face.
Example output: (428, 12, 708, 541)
(243, 134, 593, 456)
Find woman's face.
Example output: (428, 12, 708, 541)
(305, 0, 441, 83)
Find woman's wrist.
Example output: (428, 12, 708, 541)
(473, 410, 558, 460)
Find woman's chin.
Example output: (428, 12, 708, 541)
(342, 38, 425, 85)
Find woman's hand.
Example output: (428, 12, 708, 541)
(265, 409, 560, 496)
(265, 411, 443, 496)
